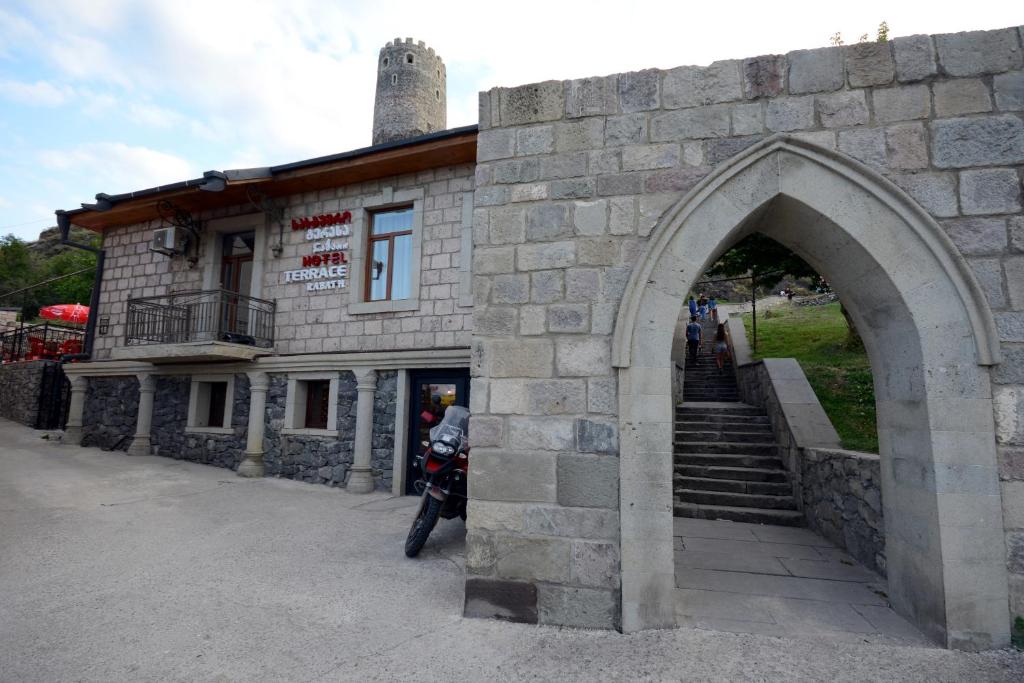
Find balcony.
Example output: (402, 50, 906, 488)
(113, 289, 275, 363)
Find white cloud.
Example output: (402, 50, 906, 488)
(0, 196, 11, 208)
(0, 79, 73, 106)
(37, 142, 196, 196)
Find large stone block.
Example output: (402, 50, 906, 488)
(547, 304, 590, 333)
(478, 128, 516, 161)
(565, 75, 619, 118)
(837, 128, 887, 169)
(968, 258, 1007, 310)
(934, 28, 1023, 77)
(548, 178, 595, 200)
(618, 69, 660, 112)
(997, 445, 1024, 478)
(959, 168, 1023, 215)
(537, 585, 618, 629)
(464, 577, 538, 624)
(587, 375, 617, 414)
(540, 152, 588, 180)
(530, 270, 563, 304)
(565, 268, 602, 302)
(474, 246, 516, 275)
(995, 71, 1024, 111)
(706, 136, 763, 165)
(556, 337, 611, 376)
(576, 417, 618, 454)
(731, 103, 764, 135)
(573, 200, 608, 236)
(517, 241, 576, 271)
(885, 122, 928, 170)
(765, 96, 814, 132)
(516, 125, 555, 155)
(942, 216, 1007, 255)
(872, 85, 930, 122)
(491, 273, 530, 304)
(933, 79, 993, 117)
(526, 203, 572, 241)
(742, 54, 786, 99)
(931, 115, 1024, 168)
(1004, 258, 1024, 311)
(604, 113, 647, 147)
(499, 81, 565, 125)
(507, 379, 587, 415)
(890, 172, 959, 218)
(485, 338, 554, 378)
(474, 307, 517, 336)
(492, 158, 540, 185)
(622, 143, 680, 171)
(572, 541, 620, 589)
(650, 106, 731, 141)
(488, 206, 526, 244)
(470, 415, 505, 447)
(816, 90, 869, 128)
(523, 505, 620, 540)
(558, 453, 619, 508)
(662, 61, 742, 109)
(787, 46, 844, 94)
(470, 449, 557, 502)
(508, 417, 575, 451)
(597, 172, 644, 197)
(554, 118, 606, 153)
(893, 34, 937, 82)
(846, 41, 895, 87)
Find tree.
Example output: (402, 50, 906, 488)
(877, 21, 890, 43)
(0, 235, 34, 305)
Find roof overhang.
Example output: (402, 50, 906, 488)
(63, 126, 478, 231)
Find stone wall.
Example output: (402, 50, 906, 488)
(372, 371, 398, 491)
(0, 360, 53, 427)
(92, 163, 475, 360)
(150, 375, 251, 470)
(468, 26, 1024, 633)
(801, 448, 886, 575)
(81, 376, 138, 450)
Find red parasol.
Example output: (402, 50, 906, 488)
(39, 304, 90, 324)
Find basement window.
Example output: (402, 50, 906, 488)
(283, 373, 340, 435)
(187, 376, 235, 433)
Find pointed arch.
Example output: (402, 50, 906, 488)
(614, 134, 1009, 648)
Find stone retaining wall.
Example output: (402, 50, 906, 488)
(81, 376, 139, 450)
(0, 360, 54, 427)
(801, 447, 886, 575)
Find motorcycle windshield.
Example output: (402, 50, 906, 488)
(429, 405, 469, 450)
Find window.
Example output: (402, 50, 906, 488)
(406, 53, 414, 64)
(304, 380, 331, 430)
(187, 376, 235, 432)
(383, 57, 389, 67)
(366, 207, 413, 302)
(391, 73, 397, 85)
(283, 373, 339, 435)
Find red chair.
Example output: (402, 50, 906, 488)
(60, 339, 83, 356)
(27, 336, 45, 360)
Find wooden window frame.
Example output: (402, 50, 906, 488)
(303, 379, 331, 430)
(365, 207, 413, 303)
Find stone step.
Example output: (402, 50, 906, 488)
(677, 488, 798, 510)
(675, 415, 770, 427)
(675, 464, 790, 482)
(671, 430, 775, 443)
(683, 393, 740, 401)
(674, 441, 777, 456)
(673, 501, 805, 526)
(674, 452, 785, 469)
(674, 475, 792, 495)
(676, 405, 762, 416)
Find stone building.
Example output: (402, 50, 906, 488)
(57, 27, 1024, 650)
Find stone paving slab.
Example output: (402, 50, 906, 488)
(780, 556, 879, 582)
(674, 549, 790, 575)
(678, 535, 825, 560)
(676, 567, 889, 604)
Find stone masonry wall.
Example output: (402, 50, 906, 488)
(81, 376, 138, 450)
(469, 26, 1024, 628)
(91, 164, 474, 359)
(0, 360, 52, 427)
(801, 448, 886, 576)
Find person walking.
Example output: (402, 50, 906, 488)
(708, 295, 719, 323)
(688, 296, 698, 319)
(685, 315, 702, 364)
(713, 323, 729, 373)
(697, 293, 709, 322)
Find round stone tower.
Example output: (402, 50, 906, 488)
(372, 38, 447, 145)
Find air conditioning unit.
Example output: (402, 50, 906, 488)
(150, 226, 181, 256)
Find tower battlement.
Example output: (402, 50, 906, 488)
(372, 37, 447, 145)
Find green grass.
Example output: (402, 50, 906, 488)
(738, 303, 878, 453)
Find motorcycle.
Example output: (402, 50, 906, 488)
(404, 404, 469, 557)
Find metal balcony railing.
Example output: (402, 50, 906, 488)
(0, 322, 85, 363)
(125, 289, 275, 348)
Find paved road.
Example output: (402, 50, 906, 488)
(1, 419, 1022, 682)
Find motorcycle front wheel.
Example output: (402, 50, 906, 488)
(404, 492, 443, 557)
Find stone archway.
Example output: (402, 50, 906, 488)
(612, 135, 1010, 649)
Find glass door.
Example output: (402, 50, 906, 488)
(220, 232, 254, 336)
(406, 369, 470, 494)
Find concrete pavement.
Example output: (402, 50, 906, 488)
(1, 418, 1022, 682)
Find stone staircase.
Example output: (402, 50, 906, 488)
(674, 319, 802, 526)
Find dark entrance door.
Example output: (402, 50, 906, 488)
(220, 232, 254, 336)
(405, 369, 470, 495)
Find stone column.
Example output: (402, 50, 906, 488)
(63, 375, 88, 445)
(238, 371, 268, 478)
(127, 373, 155, 456)
(347, 367, 377, 493)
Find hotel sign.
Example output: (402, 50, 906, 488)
(283, 211, 353, 292)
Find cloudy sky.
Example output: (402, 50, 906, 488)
(0, 1, 1019, 240)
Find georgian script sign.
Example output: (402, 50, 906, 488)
(283, 211, 353, 292)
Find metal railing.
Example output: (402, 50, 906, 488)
(125, 289, 275, 348)
(0, 322, 86, 363)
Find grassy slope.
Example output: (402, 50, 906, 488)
(738, 303, 878, 453)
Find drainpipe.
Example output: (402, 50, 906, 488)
(55, 210, 104, 362)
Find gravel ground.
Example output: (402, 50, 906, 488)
(1, 418, 1021, 682)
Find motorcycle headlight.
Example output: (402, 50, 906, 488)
(432, 442, 455, 456)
